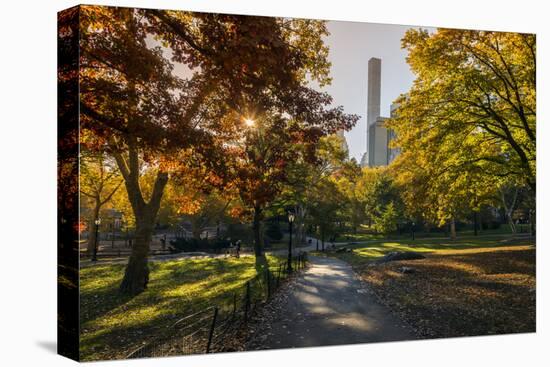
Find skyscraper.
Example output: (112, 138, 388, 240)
(367, 58, 381, 130)
(362, 57, 399, 167)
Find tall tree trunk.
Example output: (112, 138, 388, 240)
(450, 218, 457, 240)
(500, 187, 518, 234)
(507, 215, 517, 234)
(294, 204, 306, 246)
(252, 205, 266, 266)
(119, 210, 154, 295)
(86, 198, 101, 255)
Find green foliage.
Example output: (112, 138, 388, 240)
(80, 151, 123, 213)
(307, 178, 345, 240)
(347, 167, 405, 232)
(373, 202, 399, 235)
(388, 29, 536, 227)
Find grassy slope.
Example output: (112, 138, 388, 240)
(80, 255, 283, 361)
(319, 236, 536, 338)
(320, 235, 533, 264)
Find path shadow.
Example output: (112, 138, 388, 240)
(36, 340, 57, 354)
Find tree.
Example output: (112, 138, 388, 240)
(374, 202, 399, 236)
(307, 178, 345, 250)
(80, 151, 123, 255)
(176, 190, 231, 240)
(326, 140, 365, 233)
(227, 114, 356, 265)
(394, 29, 535, 189)
(79, 6, 357, 294)
(80, 7, 192, 295)
(266, 134, 352, 249)
(370, 169, 405, 234)
(284, 135, 351, 250)
(387, 29, 535, 237)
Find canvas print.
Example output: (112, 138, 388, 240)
(57, 4, 536, 362)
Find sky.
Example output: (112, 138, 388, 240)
(320, 21, 423, 162)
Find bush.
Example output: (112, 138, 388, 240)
(169, 237, 231, 253)
(488, 221, 502, 230)
(223, 223, 253, 243)
(265, 220, 283, 241)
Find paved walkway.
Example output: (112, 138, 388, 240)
(259, 255, 416, 349)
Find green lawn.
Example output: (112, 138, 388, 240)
(333, 223, 532, 242)
(80, 254, 284, 361)
(315, 234, 535, 266)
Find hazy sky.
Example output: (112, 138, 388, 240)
(320, 21, 423, 161)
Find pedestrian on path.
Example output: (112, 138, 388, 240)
(236, 240, 241, 258)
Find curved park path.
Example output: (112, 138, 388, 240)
(255, 256, 417, 349)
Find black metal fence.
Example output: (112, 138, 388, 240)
(126, 252, 308, 359)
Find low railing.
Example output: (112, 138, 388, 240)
(126, 252, 308, 359)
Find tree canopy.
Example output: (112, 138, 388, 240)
(388, 29, 536, 227)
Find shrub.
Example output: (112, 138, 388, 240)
(169, 237, 231, 253)
(265, 220, 283, 241)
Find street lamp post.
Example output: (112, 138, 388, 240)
(411, 221, 415, 241)
(92, 217, 101, 262)
(287, 212, 295, 273)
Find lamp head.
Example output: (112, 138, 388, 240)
(288, 212, 295, 223)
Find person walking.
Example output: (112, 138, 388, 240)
(235, 240, 241, 258)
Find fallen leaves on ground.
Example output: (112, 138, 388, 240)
(355, 246, 535, 338)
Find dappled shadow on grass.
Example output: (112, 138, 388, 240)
(79, 255, 278, 361)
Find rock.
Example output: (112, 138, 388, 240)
(376, 251, 425, 264)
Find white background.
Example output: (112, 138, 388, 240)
(0, 0, 548, 365)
